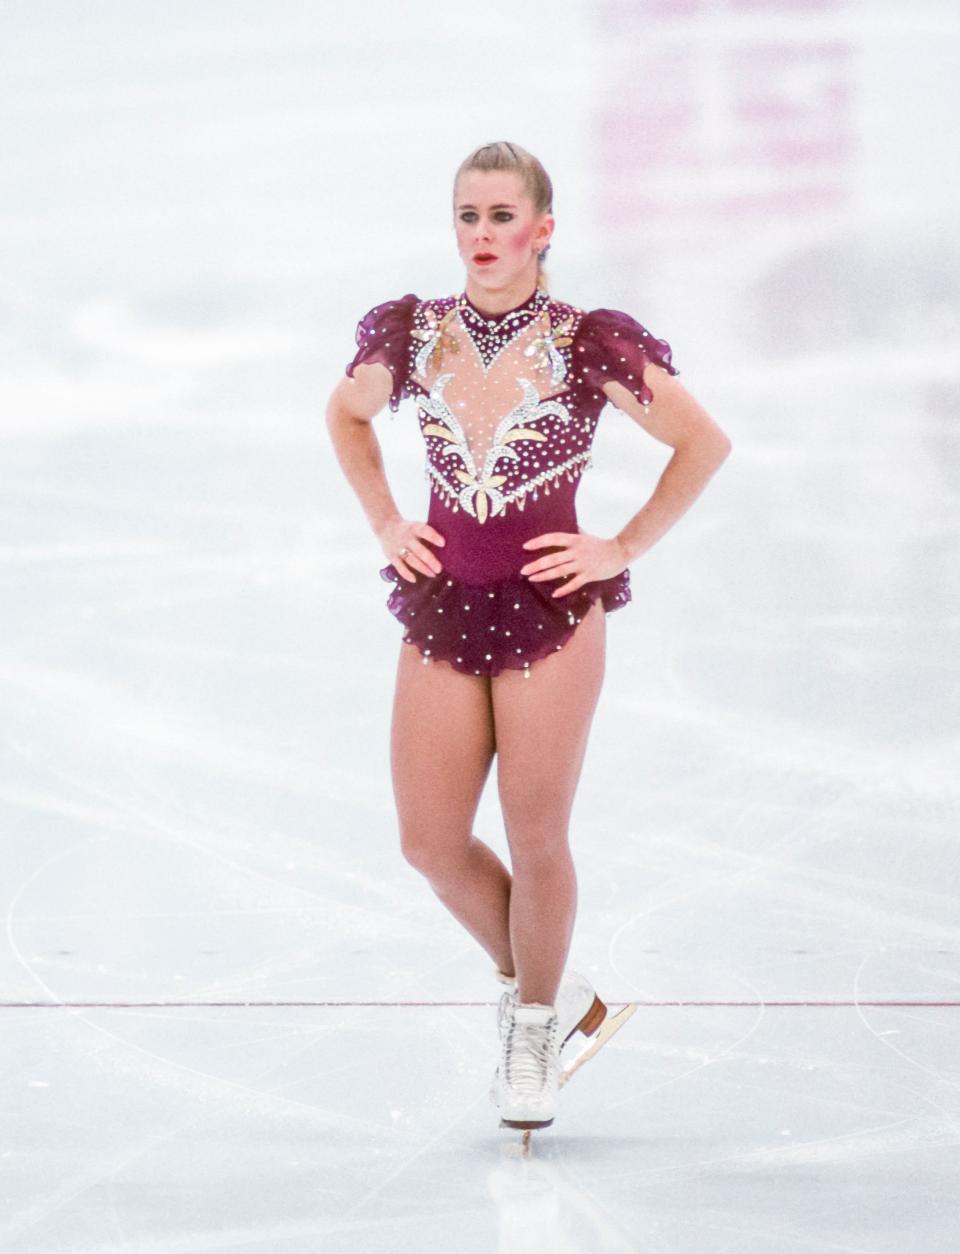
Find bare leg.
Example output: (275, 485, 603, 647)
(390, 642, 514, 975)
(491, 598, 607, 1007)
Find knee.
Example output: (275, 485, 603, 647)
(499, 789, 574, 869)
(505, 825, 573, 875)
(398, 826, 467, 878)
(398, 827, 436, 874)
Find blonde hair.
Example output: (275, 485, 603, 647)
(453, 140, 554, 292)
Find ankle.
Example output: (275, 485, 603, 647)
(517, 988, 559, 1007)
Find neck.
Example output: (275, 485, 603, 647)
(463, 270, 541, 316)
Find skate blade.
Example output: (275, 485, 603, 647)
(499, 1115, 554, 1130)
(559, 1002, 637, 1088)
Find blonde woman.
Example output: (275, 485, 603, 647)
(326, 140, 732, 1134)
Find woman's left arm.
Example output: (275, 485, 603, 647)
(604, 363, 732, 564)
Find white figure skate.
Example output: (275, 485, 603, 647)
(493, 966, 637, 1089)
(493, 1001, 562, 1133)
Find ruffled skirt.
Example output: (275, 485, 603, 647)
(378, 562, 631, 677)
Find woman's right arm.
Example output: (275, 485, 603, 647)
(324, 362, 445, 580)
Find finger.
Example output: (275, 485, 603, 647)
(521, 531, 561, 546)
(410, 527, 444, 573)
(395, 546, 436, 581)
(528, 559, 577, 582)
(422, 526, 446, 547)
(524, 539, 578, 573)
(412, 543, 443, 575)
(397, 544, 440, 577)
(551, 575, 585, 597)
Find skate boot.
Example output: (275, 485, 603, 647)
(493, 965, 608, 1063)
(493, 1001, 561, 1130)
(491, 964, 636, 1094)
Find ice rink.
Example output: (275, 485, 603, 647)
(2, 2, 958, 1250)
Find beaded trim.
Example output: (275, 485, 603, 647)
(456, 285, 550, 333)
(424, 448, 592, 512)
(412, 288, 578, 386)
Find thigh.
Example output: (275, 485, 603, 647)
(390, 643, 497, 856)
(491, 598, 606, 856)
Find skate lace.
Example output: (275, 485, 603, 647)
(503, 1015, 559, 1094)
(497, 989, 516, 1036)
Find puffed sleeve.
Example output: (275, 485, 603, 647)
(574, 307, 679, 407)
(344, 292, 419, 414)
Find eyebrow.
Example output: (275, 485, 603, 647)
(457, 203, 517, 210)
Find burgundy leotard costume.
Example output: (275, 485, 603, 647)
(344, 285, 679, 678)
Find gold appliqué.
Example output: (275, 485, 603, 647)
(523, 312, 576, 386)
(411, 305, 461, 375)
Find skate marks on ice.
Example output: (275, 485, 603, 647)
(596, 773, 960, 1160)
(2, 828, 407, 1248)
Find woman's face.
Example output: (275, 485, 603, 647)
(454, 169, 553, 291)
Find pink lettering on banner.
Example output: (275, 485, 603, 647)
(595, 0, 853, 226)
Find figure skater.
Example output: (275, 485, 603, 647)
(326, 140, 732, 1133)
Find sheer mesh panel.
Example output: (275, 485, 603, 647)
(411, 301, 590, 525)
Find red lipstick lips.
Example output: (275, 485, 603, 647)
(474, 253, 497, 264)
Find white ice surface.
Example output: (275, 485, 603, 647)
(1, 2, 959, 1251)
